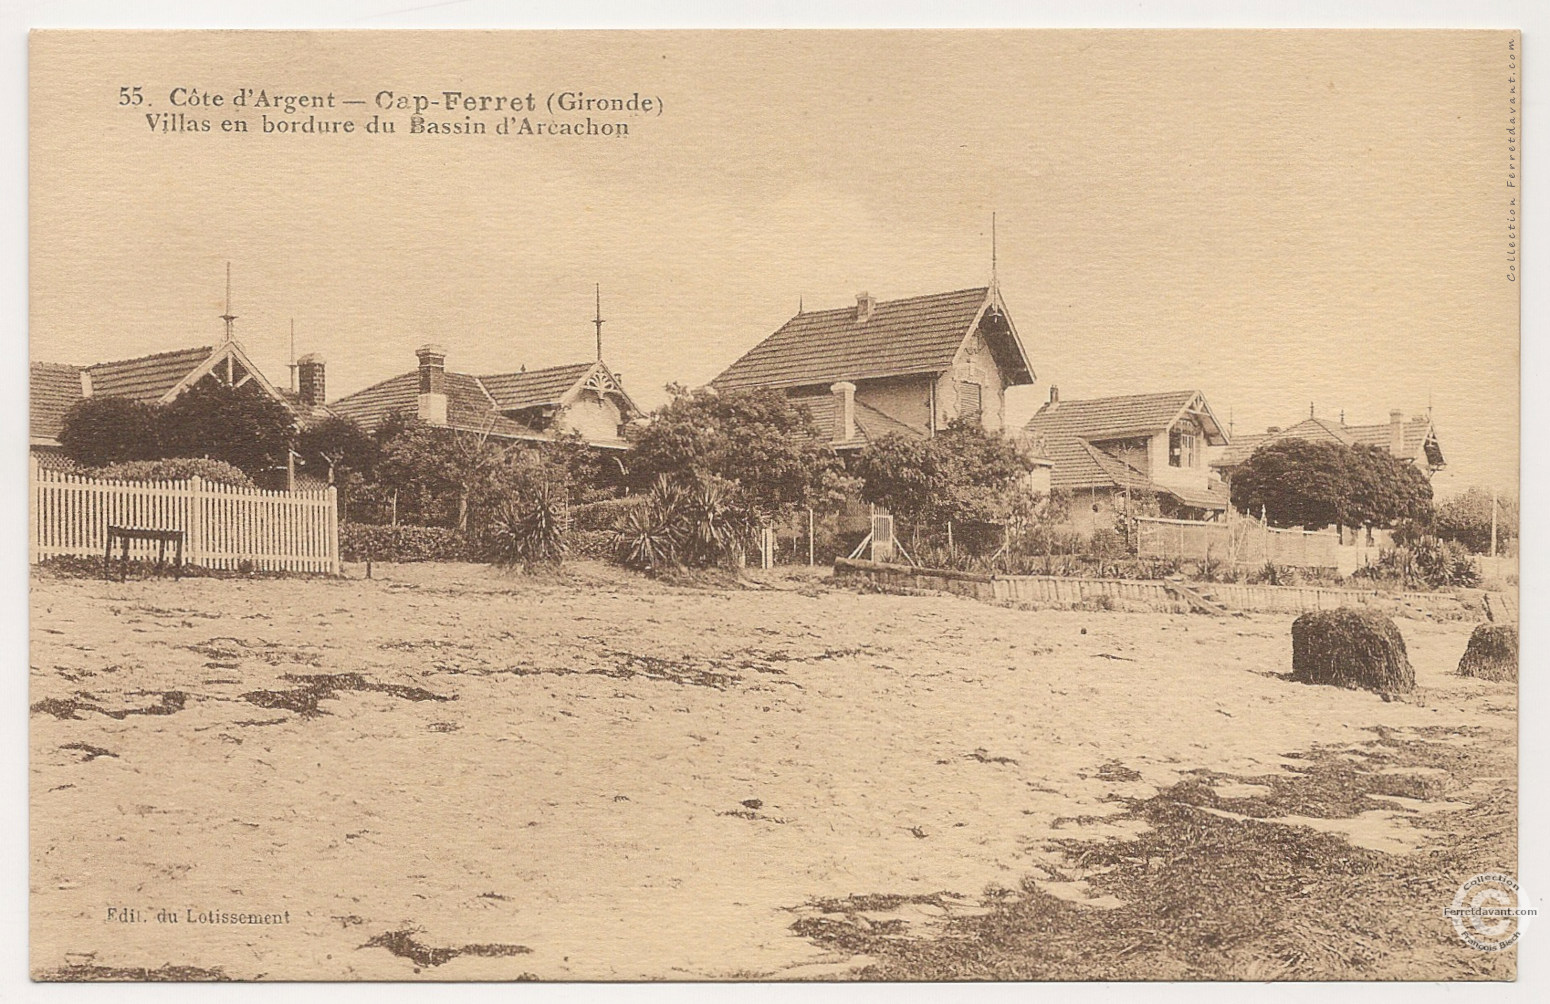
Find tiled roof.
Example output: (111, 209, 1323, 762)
(1024, 390, 1208, 445)
(1214, 415, 1443, 468)
(1023, 390, 1229, 510)
(1346, 416, 1441, 465)
(789, 392, 928, 450)
(30, 362, 84, 442)
(1167, 479, 1233, 510)
(86, 346, 214, 402)
(479, 362, 595, 411)
(327, 370, 552, 441)
(276, 388, 337, 429)
(1212, 432, 1270, 468)
(713, 287, 1023, 392)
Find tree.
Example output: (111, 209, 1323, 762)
(58, 396, 162, 468)
(1230, 438, 1433, 529)
(374, 423, 502, 530)
(297, 416, 379, 486)
(1434, 487, 1518, 554)
(626, 386, 852, 521)
(157, 378, 295, 477)
(853, 418, 1042, 528)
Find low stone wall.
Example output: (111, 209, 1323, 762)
(832, 559, 1475, 619)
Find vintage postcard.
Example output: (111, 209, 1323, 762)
(28, 30, 1520, 982)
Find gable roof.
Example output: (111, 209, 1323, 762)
(31, 341, 303, 446)
(479, 362, 597, 411)
(328, 370, 536, 440)
(1025, 390, 1228, 448)
(85, 345, 215, 402)
(1345, 416, 1444, 467)
(1213, 414, 1444, 469)
(712, 286, 1034, 392)
(30, 362, 84, 444)
(327, 359, 635, 447)
(1023, 390, 1230, 510)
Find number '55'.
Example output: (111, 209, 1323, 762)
(118, 86, 143, 106)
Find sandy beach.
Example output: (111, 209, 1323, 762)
(29, 562, 1516, 981)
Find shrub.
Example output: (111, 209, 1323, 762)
(58, 396, 163, 468)
(570, 529, 616, 561)
(1411, 536, 1480, 588)
(1457, 624, 1517, 682)
(1362, 537, 1480, 590)
(1289, 609, 1413, 696)
(614, 492, 683, 574)
(90, 457, 255, 487)
(611, 475, 754, 573)
(489, 487, 569, 570)
(340, 524, 469, 562)
(571, 496, 645, 532)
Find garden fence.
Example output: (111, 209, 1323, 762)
(30, 456, 339, 574)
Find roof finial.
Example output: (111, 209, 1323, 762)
(288, 318, 297, 391)
(990, 212, 998, 289)
(593, 283, 605, 361)
(1309, 401, 1315, 419)
(798, 295, 803, 315)
(220, 262, 236, 342)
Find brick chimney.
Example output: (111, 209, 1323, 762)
(1048, 385, 1060, 406)
(296, 353, 325, 407)
(830, 381, 856, 442)
(1389, 409, 1405, 455)
(856, 292, 876, 324)
(417, 344, 448, 425)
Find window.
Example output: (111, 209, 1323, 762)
(1169, 429, 1198, 468)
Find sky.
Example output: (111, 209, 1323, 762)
(28, 29, 1519, 497)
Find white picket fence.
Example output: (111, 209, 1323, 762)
(30, 457, 339, 574)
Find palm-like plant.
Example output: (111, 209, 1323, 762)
(491, 484, 569, 569)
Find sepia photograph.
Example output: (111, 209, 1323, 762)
(21, 22, 1526, 987)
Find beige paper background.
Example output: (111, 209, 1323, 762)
(30, 29, 1518, 494)
(28, 29, 1521, 983)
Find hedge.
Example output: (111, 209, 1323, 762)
(570, 496, 644, 532)
(341, 524, 470, 562)
(89, 457, 254, 487)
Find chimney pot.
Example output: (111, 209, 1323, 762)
(1389, 409, 1405, 455)
(1049, 385, 1059, 405)
(296, 353, 326, 407)
(830, 381, 857, 443)
(855, 292, 876, 323)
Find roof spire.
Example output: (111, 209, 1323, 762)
(990, 212, 998, 290)
(288, 317, 297, 391)
(798, 295, 803, 315)
(1309, 401, 1315, 419)
(219, 261, 236, 342)
(593, 284, 605, 361)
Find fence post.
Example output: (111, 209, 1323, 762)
(28, 454, 39, 565)
(188, 476, 205, 569)
(327, 486, 340, 575)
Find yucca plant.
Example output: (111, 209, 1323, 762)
(613, 501, 682, 574)
(677, 476, 750, 569)
(490, 484, 569, 570)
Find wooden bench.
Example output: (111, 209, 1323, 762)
(105, 525, 185, 581)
